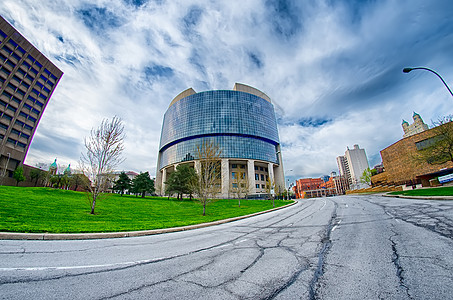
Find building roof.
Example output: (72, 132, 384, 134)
(49, 159, 57, 170)
(168, 83, 271, 108)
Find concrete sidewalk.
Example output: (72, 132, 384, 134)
(0, 201, 297, 241)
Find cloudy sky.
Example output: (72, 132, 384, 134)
(1, 0, 453, 182)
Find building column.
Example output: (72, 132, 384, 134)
(221, 159, 229, 198)
(194, 160, 201, 174)
(247, 160, 256, 195)
(268, 162, 274, 184)
(274, 144, 285, 192)
(161, 168, 167, 195)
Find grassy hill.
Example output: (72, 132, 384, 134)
(388, 186, 453, 197)
(0, 186, 292, 233)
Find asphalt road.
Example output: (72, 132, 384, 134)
(1, 195, 452, 299)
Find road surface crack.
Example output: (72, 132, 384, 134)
(306, 201, 338, 300)
(389, 227, 414, 300)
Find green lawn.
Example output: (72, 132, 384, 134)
(389, 186, 453, 196)
(0, 186, 293, 233)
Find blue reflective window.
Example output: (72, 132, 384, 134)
(22, 61, 31, 69)
(6, 60, 15, 68)
(2, 114, 12, 121)
(0, 68, 11, 76)
(8, 39, 18, 48)
(158, 90, 281, 170)
(17, 46, 25, 55)
(21, 81, 30, 89)
(15, 120, 25, 127)
(2, 46, 13, 54)
(11, 52, 20, 61)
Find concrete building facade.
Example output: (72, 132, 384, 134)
(156, 83, 284, 198)
(337, 144, 370, 190)
(0, 16, 63, 185)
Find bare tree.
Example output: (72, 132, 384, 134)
(191, 141, 222, 216)
(265, 176, 276, 208)
(229, 170, 250, 207)
(80, 116, 125, 214)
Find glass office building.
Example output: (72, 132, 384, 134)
(156, 83, 284, 197)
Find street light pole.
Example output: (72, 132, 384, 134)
(403, 67, 453, 97)
(285, 169, 293, 200)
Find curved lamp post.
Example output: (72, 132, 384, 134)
(403, 67, 453, 97)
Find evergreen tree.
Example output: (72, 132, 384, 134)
(113, 172, 131, 196)
(132, 172, 155, 198)
(13, 166, 26, 186)
(29, 168, 45, 187)
(165, 164, 197, 200)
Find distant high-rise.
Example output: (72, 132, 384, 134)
(337, 144, 370, 190)
(0, 16, 63, 182)
(402, 112, 429, 138)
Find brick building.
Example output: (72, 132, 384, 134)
(380, 121, 453, 186)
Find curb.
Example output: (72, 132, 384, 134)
(382, 194, 453, 200)
(0, 201, 297, 240)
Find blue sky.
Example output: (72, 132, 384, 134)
(1, 0, 453, 182)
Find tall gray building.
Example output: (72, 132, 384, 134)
(0, 16, 63, 183)
(337, 144, 369, 190)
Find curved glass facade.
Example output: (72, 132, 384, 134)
(158, 89, 281, 170)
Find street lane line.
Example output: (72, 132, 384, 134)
(0, 257, 174, 272)
(332, 220, 341, 232)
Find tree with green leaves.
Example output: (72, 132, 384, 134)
(360, 167, 372, 186)
(13, 166, 26, 186)
(131, 172, 155, 198)
(415, 116, 453, 165)
(70, 173, 88, 191)
(113, 172, 131, 196)
(29, 168, 46, 187)
(165, 164, 197, 200)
